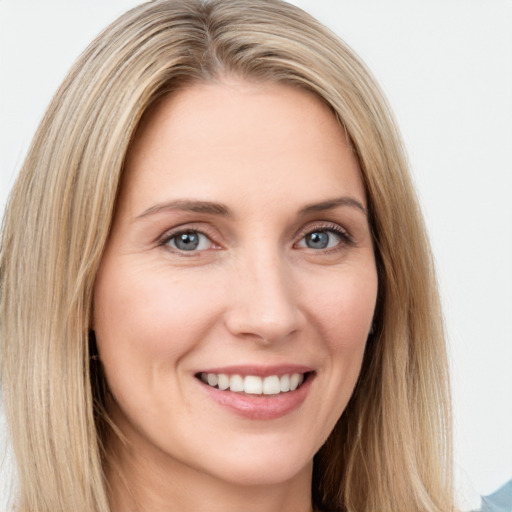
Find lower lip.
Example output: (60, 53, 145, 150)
(199, 375, 314, 420)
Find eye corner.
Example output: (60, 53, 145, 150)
(158, 227, 221, 254)
(294, 222, 354, 253)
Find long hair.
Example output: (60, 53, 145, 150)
(0, 1, 453, 510)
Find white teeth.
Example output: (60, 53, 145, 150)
(289, 373, 301, 391)
(217, 373, 230, 390)
(263, 375, 281, 395)
(200, 372, 306, 395)
(280, 374, 290, 392)
(229, 374, 244, 392)
(244, 375, 263, 394)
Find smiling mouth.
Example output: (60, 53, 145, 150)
(197, 372, 312, 395)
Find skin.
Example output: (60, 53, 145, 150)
(93, 79, 378, 512)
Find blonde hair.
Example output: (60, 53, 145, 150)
(0, 1, 454, 511)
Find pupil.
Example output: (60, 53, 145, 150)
(176, 232, 199, 251)
(307, 231, 328, 249)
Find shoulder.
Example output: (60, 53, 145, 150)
(474, 478, 512, 512)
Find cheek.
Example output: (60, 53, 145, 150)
(92, 260, 222, 380)
(305, 263, 378, 353)
(297, 263, 377, 439)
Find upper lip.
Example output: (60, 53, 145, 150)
(195, 364, 314, 377)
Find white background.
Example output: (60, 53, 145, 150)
(1, 1, 511, 510)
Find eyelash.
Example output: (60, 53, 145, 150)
(158, 226, 217, 253)
(295, 222, 354, 251)
(158, 222, 353, 254)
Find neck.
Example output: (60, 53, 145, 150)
(105, 432, 315, 512)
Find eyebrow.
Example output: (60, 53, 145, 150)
(299, 196, 367, 216)
(135, 199, 232, 220)
(134, 195, 366, 221)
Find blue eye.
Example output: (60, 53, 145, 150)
(298, 229, 343, 250)
(166, 231, 212, 251)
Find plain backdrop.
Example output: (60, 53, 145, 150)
(1, 1, 511, 510)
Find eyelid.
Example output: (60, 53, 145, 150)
(157, 224, 221, 251)
(295, 221, 353, 242)
(156, 220, 354, 253)
(292, 221, 355, 254)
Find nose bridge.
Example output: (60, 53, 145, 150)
(225, 241, 299, 343)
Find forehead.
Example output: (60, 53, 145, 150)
(119, 79, 365, 216)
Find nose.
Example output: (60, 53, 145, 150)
(224, 249, 301, 344)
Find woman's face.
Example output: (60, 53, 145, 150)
(93, 80, 378, 487)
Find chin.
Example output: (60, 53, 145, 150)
(206, 455, 313, 487)
(187, 432, 317, 487)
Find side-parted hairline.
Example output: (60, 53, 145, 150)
(0, 1, 453, 511)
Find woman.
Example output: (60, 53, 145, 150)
(0, 1, 454, 511)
